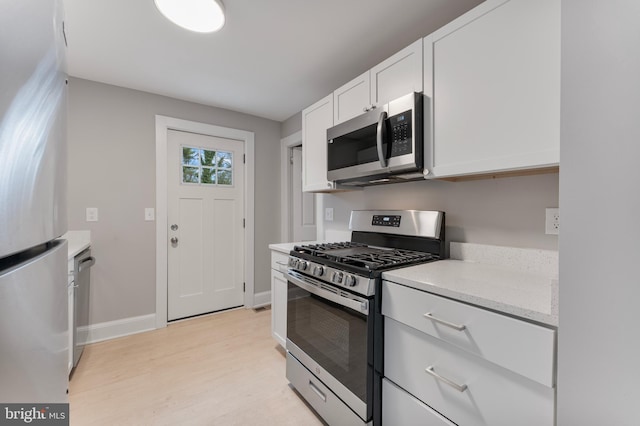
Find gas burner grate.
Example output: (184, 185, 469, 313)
(294, 241, 366, 252)
(293, 242, 439, 271)
(292, 242, 367, 257)
(343, 250, 439, 270)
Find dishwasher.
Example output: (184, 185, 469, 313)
(73, 248, 95, 369)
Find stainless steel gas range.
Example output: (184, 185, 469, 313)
(285, 210, 445, 426)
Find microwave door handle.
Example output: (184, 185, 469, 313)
(376, 111, 389, 168)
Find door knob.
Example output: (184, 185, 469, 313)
(170, 237, 178, 245)
(171, 224, 178, 231)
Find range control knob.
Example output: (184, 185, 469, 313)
(288, 258, 298, 268)
(299, 261, 309, 271)
(312, 266, 325, 277)
(332, 271, 344, 284)
(344, 275, 357, 287)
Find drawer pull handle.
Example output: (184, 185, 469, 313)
(425, 366, 468, 392)
(308, 380, 327, 402)
(275, 261, 288, 266)
(423, 313, 466, 331)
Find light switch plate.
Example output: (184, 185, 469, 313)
(325, 208, 334, 221)
(86, 207, 98, 222)
(145, 208, 155, 221)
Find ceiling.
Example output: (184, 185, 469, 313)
(62, 0, 484, 122)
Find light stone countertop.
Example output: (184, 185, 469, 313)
(269, 240, 559, 326)
(268, 242, 298, 255)
(62, 230, 91, 260)
(268, 241, 328, 255)
(382, 243, 559, 327)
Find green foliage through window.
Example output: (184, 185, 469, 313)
(181, 146, 232, 186)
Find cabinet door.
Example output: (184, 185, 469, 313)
(425, 0, 560, 177)
(333, 71, 370, 125)
(370, 39, 423, 108)
(302, 94, 334, 192)
(270, 268, 287, 348)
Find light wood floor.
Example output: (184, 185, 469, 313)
(69, 307, 325, 425)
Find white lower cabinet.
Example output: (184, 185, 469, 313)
(270, 250, 289, 347)
(383, 378, 455, 426)
(382, 281, 556, 426)
(382, 281, 555, 387)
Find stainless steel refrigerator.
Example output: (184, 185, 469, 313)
(0, 0, 69, 403)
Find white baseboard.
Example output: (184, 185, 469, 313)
(253, 290, 271, 308)
(78, 313, 157, 345)
(78, 295, 272, 344)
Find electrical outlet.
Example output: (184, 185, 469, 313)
(325, 208, 334, 221)
(145, 208, 155, 221)
(545, 208, 559, 235)
(86, 207, 98, 222)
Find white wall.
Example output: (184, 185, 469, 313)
(281, 111, 302, 139)
(67, 78, 281, 325)
(320, 173, 559, 252)
(557, 1, 640, 424)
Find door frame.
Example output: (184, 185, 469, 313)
(155, 115, 255, 328)
(279, 131, 302, 242)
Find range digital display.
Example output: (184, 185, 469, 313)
(372, 215, 401, 227)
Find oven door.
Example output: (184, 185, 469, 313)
(286, 269, 373, 421)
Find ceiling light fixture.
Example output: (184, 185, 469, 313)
(154, 0, 225, 33)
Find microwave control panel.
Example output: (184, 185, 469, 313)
(389, 110, 413, 157)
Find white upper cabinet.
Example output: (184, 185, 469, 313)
(370, 39, 423, 109)
(333, 71, 370, 125)
(333, 39, 423, 125)
(424, 0, 560, 178)
(303, 39, 424, 192)
(302, 93, 334, 192)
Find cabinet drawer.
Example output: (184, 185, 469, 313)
(383, 378, 455, 426)
(385, 318, 554, 426)
(382, 281, 555, 387)
(286, 352, 366, 426)
(270, 251, 289, 271)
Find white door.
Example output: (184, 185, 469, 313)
(167, 129, 245, 321)
(291, 146, 316, 241)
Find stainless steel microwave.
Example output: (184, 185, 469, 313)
(327, 92, 425, 186)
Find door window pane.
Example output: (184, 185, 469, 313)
(217, 170, 232, 185)
(182, 166, 200, 183)
(182, 147, 200, 165)
(217, 151, 232, 169)
(201, 149, 216, 166)
(201, 167, 216, 184)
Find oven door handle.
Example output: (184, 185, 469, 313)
(286, 271, 369, 315)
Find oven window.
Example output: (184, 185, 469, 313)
(287, 283, 368, 402)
